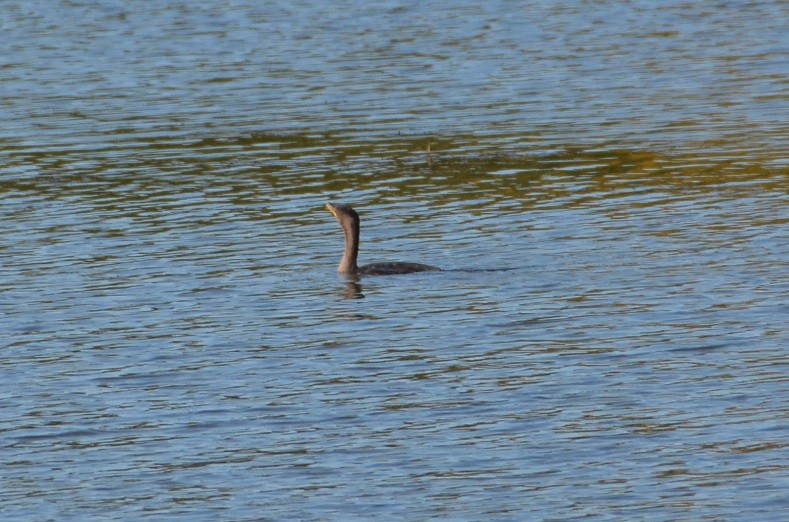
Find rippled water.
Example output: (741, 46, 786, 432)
(2, 1, 787, 520)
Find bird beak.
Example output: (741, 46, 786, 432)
(325, 203, 337, 217)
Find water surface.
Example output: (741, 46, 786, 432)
(1, 1, 787, 520)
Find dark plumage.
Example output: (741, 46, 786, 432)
(325, 202, 441, 276)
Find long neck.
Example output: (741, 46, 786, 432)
(338, 218, 359, 273)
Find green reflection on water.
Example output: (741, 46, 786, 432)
(2, 131, 785, 213)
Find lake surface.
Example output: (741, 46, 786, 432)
(2, 1, 787, 520)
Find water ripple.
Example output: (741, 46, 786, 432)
(2, 1, 788, 520)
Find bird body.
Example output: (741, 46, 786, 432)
(325, 203, 441, 276)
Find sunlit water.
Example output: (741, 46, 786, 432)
(2, 1, 787, 520)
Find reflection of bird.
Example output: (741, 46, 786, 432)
(325, 203, 442, 276)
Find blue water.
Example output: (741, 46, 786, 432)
(1, 1, 787, 520)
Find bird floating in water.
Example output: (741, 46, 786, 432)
(325, 202, 442, 276)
